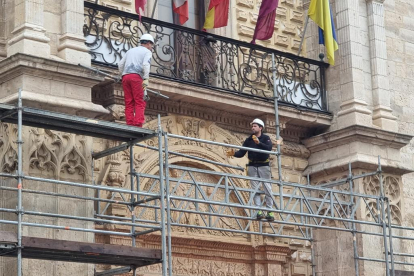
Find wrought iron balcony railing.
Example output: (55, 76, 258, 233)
(84, 1, 329, 111)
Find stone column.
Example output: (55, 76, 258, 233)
(335, 0, 372, 128)
(0, 0, 6, 59)
(366, 0, 398, 132)
(58, 0, 91, 65)
(7, 0, 50, 58)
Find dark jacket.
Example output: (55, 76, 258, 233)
(234, 134, 273, 166)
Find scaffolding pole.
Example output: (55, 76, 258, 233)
(17, 88, 23, 276)
(307, 174, 316, 276)
(349, 163, 360, 276)
(157, 115, 168, 276)
(130, 142, 137, 276)
(135, 143, 244, 171)
(386, 198, 395, 276)
(378, 157, 391, 276)
(3, 91, 414, 276)
(272, 53, 284, 210)
(164, 133, 173, 276)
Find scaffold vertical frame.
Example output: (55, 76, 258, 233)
(0, 88, 413, 276)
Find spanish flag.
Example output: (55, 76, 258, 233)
(308, 0, 338, 65)
(203, 0, 230, 30)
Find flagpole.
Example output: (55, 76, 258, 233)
(151, 0, 158, 18)
(297, 15, 309, 56)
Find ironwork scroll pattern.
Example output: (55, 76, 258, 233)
(84, 2, 327, 111)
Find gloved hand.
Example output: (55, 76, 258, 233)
(226, 149, 235, 157)
(252, 135, 260, 144)
(142, 79, 149, 89)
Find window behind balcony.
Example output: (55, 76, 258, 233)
(153, 1, 214, 85)
(158, 0, 205, 30)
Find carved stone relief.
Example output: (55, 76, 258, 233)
(138, 257, 252, 276)
(363, 173, 402, 225)
(28, 128, 90, 181)
(0, 123, 90, 181)
(93, 114, 312, 276)
(0, 123, 18, 173)
(312, 171, 403, 226)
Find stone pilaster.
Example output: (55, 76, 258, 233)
(58, 0, 91, 65)
(335, 0, 372, 128)
(7, 0, 50, 58)
(0, 0, 6, 59)
(366, 0, 398, 132)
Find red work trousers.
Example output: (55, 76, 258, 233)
(122, 74, 146, 127)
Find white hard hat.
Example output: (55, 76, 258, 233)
(251, 118, 265, 128)
(140, 34, 154, 44)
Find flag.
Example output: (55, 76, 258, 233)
(203, 0, 230, 30)
(173, 0, 189, 25)
(135, 0, 147, 21)
(251, 0, 279, 44)
(308, 0, 338, 65)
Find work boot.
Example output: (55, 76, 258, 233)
(256, 211, 265, 220)
(266, 212, 274, 221)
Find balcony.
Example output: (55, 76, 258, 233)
(83, 1, 329, 112)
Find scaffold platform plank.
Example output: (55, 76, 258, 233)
(0, 231, 161, 267)
(0, 104, 155, 142)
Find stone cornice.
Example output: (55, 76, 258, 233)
(366, 0, 385, 3)
(303, 125, 414, 176)
(92, 71, 332, 140)
(304, 154, 413, 177)
(0, 53, 109, 116)
(303, 125, 413, 152)
(102, 234, 293, 264)
(0, 53, 102, 87)
(93, 65, 332, 127)
(150, 77, 332, 125)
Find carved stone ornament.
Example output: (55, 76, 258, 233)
(28, 128, 89, 180)
(94, 114, 312, 275)
(363, 173, 402, 225)
(0, 123, 18, 173)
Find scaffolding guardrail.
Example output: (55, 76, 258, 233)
(0, 88, 413, 276)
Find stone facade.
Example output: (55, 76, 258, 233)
(0, 0, 414, 276)
(233, 0, 305, 54)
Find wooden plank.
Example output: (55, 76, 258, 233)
(0, 231, 17, 243)
(21, 236, 161, 259)
(0, 232, 161, 267)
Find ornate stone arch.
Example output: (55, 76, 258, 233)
(134, 115, 255, 240)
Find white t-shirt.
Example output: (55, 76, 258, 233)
(118, 46, 152, 79)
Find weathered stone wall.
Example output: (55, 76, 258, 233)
(302, 0, 414, 274)
(1, 0, 413, 275)
(233, 0, 305, 54)
(90, 0, 305, 54)
(0, 124, 95, 276)
(0, 1, 104, 275)
(385, 0, 414, 273)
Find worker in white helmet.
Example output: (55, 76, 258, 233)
(118, 33, 154, 127)
(226, 118, 274, 221)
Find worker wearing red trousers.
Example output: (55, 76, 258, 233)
(118, 34, 154, 127)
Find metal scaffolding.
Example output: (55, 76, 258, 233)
(0, 60, 413, 276)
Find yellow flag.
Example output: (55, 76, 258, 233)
(308, 0, 338, 65)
